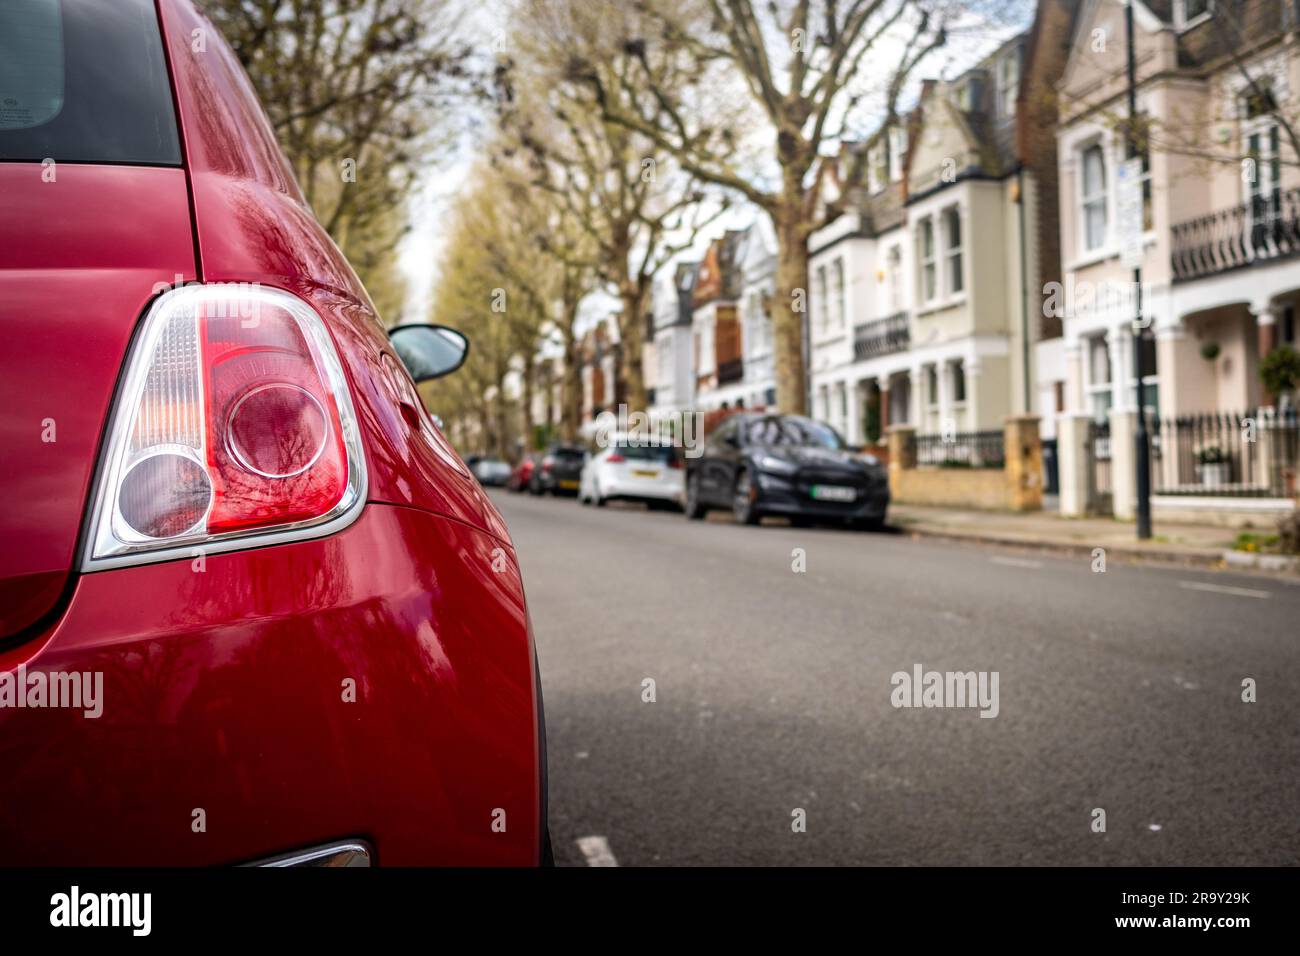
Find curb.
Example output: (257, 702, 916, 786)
(896, 524, 1227, 569)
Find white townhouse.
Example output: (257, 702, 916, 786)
(648, 261, 698, 422)
(735, 216, 779, 409)
(810, 21, 1070, 452)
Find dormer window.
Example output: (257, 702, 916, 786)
(996, 51, 1020, 119)
(888, 127, 906, 182)
(1175, 0, 1213, 30)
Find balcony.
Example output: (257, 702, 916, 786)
(852, 311, 909, 361)
(717, 357, 744, 385)
(1171, 189, 1300, 282)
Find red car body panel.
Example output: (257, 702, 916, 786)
(0, 164, 196, 640)
(0, 0, 539, 865)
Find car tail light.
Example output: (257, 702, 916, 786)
(606, 453, 625, 463)
(83, 285, 366, 570)
(668, 457, 683, 469)
(542, 458, 553, 472)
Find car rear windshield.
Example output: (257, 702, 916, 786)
(0, 0, 181, 165)
(617, 444, 677, 463)
(551, 447, 584, 460)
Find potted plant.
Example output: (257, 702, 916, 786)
(1196, 445, 1230, 487)
(1260, 344, 1300, 407)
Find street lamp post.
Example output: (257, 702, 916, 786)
(1125, 0, 1153, 539)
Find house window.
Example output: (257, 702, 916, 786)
(919, 218, 937, 303)
(943, 206, 963, 295)
(815, 265, 828, 333)
(888, 127, 906, 182)
(1175, 0, 1213, 30)
(1081, 143, 1108, 252)
(1246, 124, 1281, 224)
(951, 360, 967, 403)
(996, 51, 1019, 119)
(868, 141, 885, 195)
(887, 245, 903, 312)
(832, 259, 846, 329)
(926, 365, 939, 407)
(1086, 335, 1111, 422)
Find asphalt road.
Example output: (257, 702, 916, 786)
(492, 489, 1300, 867)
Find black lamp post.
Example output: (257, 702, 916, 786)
(1126, 0, 1153, 539)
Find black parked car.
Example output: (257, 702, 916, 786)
(684, 414, 889, 529)
(533, 443, 586, 495)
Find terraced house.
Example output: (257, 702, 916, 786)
(1049, 0, 1300, 524)
(808, 2, 1073, 462)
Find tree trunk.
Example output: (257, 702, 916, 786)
(520, 357, 535, 456)
(772, 206, 810, 416)
(561, 323, 582, 442)
(618, 281, 647, 412)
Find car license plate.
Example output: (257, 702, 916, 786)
(632, 469, 659, 478)
(559, 479, 579, 490)
(811, 484, 856, 502)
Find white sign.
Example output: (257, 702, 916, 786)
(1117, 157, 1145, 270)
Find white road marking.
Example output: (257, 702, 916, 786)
(576, 835, 619, 867)
(1178, 580, 1271, 600)
(990, 556, 1042, 569)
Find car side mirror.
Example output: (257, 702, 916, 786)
(723, 433, 739, 447)
(389, 324, 469, 383)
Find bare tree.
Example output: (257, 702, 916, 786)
(496, 0, 732, 411)
(575, 0, 955, 413)
(206, 0, 474, 320)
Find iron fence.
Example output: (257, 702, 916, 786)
(1148, 407, 1299, 498)
(912, 429, 1005, 469)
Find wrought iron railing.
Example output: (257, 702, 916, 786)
(717, 357, 744, 384)
(853, 311, 909, 361)
(911, 429, 1005, 468)
(1148, 407, 1299, 497)
(1170, 189, 1300, 281)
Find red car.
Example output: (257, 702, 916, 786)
(0, 0, 545, 866)
(508, 455, 540, 494)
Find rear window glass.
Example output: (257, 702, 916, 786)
(0, 0, 181, 165)
(551, 447, 585, 460)
(617, 444, 677, 462)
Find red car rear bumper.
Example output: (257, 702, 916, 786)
(0, 502, 541, 866)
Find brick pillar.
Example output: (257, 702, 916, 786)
(1057, 413, 1094, 517)
(1003, 415, 1043, 511)
(1255, 303, 1279, 406)
(887, 425, 916, 501)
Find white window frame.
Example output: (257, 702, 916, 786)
(887, 245, 903, 312)
(1175, 0, 1214, 32)
(832, 258, 846, 329)
(1085, 334, 1112, 423)
(815, 265, 829, 334)
(996, 51, 1019, 120)
(942, 205, 964, 297)
(918, 217, 937, 305)
(949, 359, 967, 406)
(1079, 141, 1109, 253)
(867, 141, 886, 195)
(888, 127, 906, 182)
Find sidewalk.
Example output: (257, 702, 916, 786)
(888, 504, 1259, 570)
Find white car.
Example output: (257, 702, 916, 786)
(579, 435, 684, 509)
